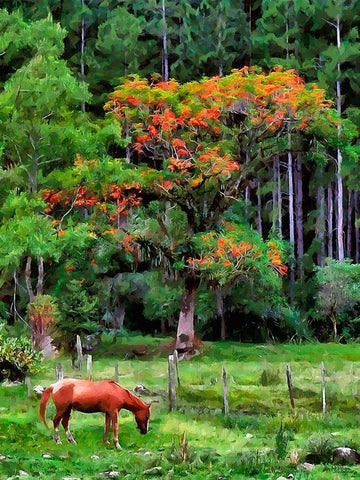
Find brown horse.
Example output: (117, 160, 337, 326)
(39, 378, 151, 449)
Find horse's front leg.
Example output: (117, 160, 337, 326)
(103, 413, 110, 445)
(111, 411, 121, 449)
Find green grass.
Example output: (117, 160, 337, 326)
(1, 336, 360, 479)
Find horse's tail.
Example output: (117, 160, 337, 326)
(39, 385, 53, 428)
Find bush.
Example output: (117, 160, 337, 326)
(304, 433, 337, 463)
(0, 324, 42, 382)
(260, 366, 281, 386)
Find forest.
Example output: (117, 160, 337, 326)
(2, 0, 360, 362)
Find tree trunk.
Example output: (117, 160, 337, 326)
(244, 149, 251, 217)
(327, 182, 334, 258)
(288, 151, 295, 295)
(355, 191, 360, 263)
(256, 179, 262, 237)
(336, 17, 344, 261)
(272, 155, 282, 236)
(112, 304, 125, 344)
(162, 0, 169, 81)
(175, 276, 199, 352)
(215, 287, 226, 341)
(330, 311, 337, 339)
(80, 0, 86, 112)
(25, 256, 35, 303)
(217, 13, 223, 77)
(316, 183, 326, 266)
(347, 189, 353, 258)
(277, 155, 282, 237)
(36, 256, 44, 296)
(294, 154, 303, 276)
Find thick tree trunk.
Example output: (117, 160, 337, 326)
(215, 287, 226, 341)
(175, 276, 199, 352)
(294, 154, 303, 276)
(112, 304, 125, 344)
(327, 182, 334, 258)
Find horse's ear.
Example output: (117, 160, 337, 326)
(147, 401, 152, 407)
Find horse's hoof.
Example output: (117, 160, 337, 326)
(103, 440, 110, 446)
(55, 440, 62, 445)
(115, 442, 122, 450)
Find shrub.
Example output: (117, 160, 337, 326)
(0, 324, 42, 382)
(260, 366, 281, 386)
(275, 420, 293, 459)
(305, 433, 337, 463)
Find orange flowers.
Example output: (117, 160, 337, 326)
(267, 241, 288, 276)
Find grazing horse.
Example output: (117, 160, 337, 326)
(39, 378, 151, 449)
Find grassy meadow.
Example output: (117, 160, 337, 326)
(1, 336, 360, 479)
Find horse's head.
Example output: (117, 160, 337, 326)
(135, 404, 151, 435)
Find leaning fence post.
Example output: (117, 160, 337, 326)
(321, 361, 326, 417)
(114, 363, 119, 382)
(86, 354, 92, 379)
(168, 354, 177, 412)
(286, 364, 295, 409)
(25, 376, 31, 399)
(173, 349, 181, 387)
(222, 366, 229, 415)
(76, 334, 83, 371)
(56, 362, 64, 382)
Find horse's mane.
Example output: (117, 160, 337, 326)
(109, 380, 148, 410)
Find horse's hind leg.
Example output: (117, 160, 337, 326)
(103, 413, 110, 445)
(62, 406, 76, 444)
(53, 410, 65, 444)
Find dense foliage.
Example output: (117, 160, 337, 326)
(2, 1, 360, 354)
(0, 324, 42, 381)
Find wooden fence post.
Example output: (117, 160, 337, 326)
(86, 354, 92, 379)
(286, 364, 295, 409)
(168, 354, 176, 412)
(222, 366, 229, 415)
(25, 376, 31, 399)
(114, 363, 119, 382)
(173, 349, 180, 387)
(56, 362, 64, 382)
(76, 335, 83, 371)
(321, 361, 326, 417)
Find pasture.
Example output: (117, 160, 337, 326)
(1, 336, 360, 479)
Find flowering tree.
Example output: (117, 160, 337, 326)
(42, 68, 336, 354)
(101, 68, 336, 353)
